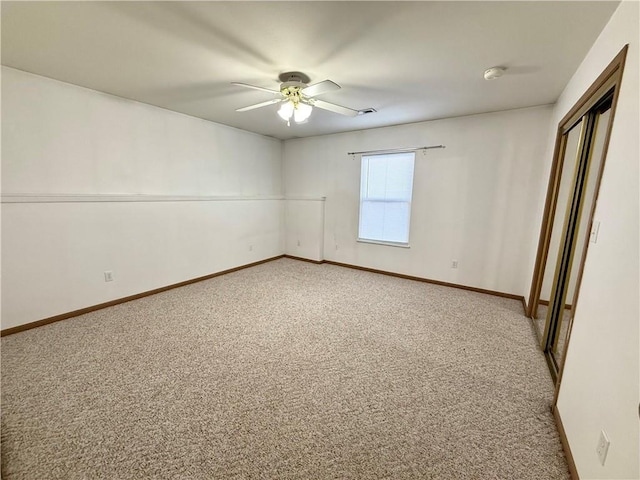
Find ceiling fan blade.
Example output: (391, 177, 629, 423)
(312, 99, 359, 117)
(231, 82, 280, 94)
(301, 80, 341, 97)
(236, 98, 283, 112)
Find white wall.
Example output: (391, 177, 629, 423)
(549, 2, 639, 478)
(285, 198, 325, 262)
(1, 67, 284, 329)
(284, 106, 552, 296)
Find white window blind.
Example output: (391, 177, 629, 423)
(358, 152, 415, 246)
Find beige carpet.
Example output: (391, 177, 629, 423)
(1, 258, 569, 479)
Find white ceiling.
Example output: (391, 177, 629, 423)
(1, 1, 619, 140)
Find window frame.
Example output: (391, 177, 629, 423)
(357, 151, 416, 248)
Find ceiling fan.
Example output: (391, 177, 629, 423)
(232, 72, 360, 126)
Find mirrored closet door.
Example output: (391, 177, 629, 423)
(528, 46, 627, 382)
(541, 99, 612, 376)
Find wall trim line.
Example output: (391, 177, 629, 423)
(284, 255, 527, 313)
(282, 254, 324, 264)
(323, 260, 526, 308)
(1, 194, 285, 204)
(1, 255, 285, 337)
(284, 196, 326, 201)
(553, 405, 580, 480)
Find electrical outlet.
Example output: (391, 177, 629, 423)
(596, 430, 610, 466)
(297, 240, 301, 247)
(249, 245, 253, 252)
(452, 260, 458, 269)
(104, 271, 114, 282)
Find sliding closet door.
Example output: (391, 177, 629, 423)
(527, 46, 626, 384)
(534, 119, 584, 337)
(547, 101, 612, 371)
(535, 92, 615, 379)
(543, 110, 595, 372)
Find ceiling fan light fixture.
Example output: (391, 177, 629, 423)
(294, 102, 312, 123)
(277, 101, 294, 121)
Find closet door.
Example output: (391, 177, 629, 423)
(527, 46, 626, 384)
(545, 100, 612, 373)
(535, 92, 613, 379)
(533, 119, 584, 337)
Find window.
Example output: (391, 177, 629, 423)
(358, 152, 415, 246)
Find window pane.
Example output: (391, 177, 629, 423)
(358, 152, 415, 245)
(380, 202, 410, 243)
(383, 155, 414, 201)
(365, 157, 388, 198)
(359, 201, 385, 241)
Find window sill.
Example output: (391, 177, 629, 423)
(357, 239, 410, 248)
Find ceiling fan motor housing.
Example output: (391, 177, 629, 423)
(278, 71, 310, 85)
(279, 72, 311, 105)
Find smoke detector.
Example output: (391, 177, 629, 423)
(484, 67, 506, 80)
